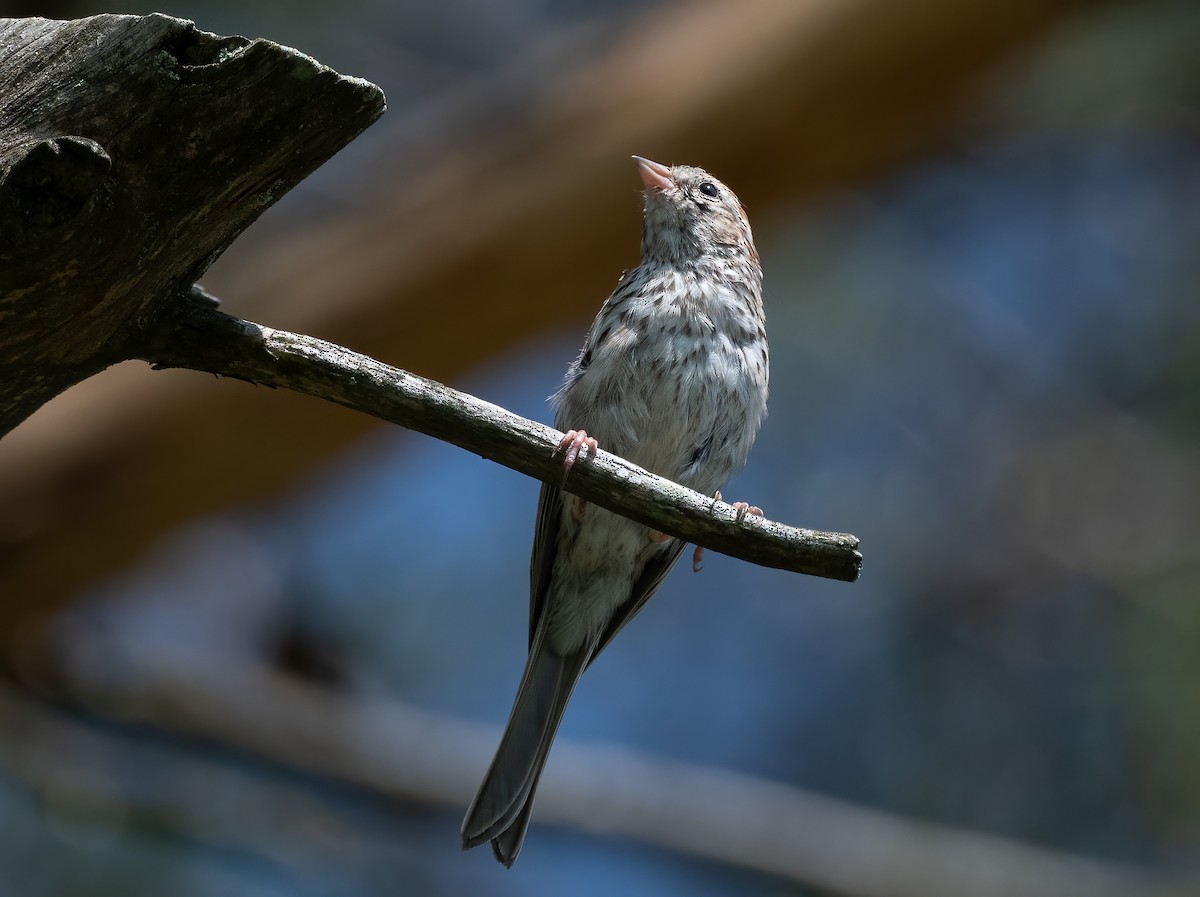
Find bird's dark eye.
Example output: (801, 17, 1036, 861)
(699, 181, 720, 198)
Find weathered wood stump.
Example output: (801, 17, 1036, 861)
(0, 14, 385, 434)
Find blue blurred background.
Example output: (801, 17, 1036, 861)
(3, 0, 1200, 895)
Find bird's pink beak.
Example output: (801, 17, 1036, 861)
(633, 155, 673, 191)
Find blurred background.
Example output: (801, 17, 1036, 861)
(2, 0, 1200, 894)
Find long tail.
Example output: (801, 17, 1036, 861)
(461, 624, 591, 866)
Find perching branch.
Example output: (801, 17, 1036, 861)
(142, 294, 862, 582)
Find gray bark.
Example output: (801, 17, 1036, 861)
(0, 14, 385, 432)
(143, 298, 863, 581)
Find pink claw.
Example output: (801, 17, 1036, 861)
(732, 501, 764, 524)
(556, 429, 599, 485)
(693, 495, 764, 574)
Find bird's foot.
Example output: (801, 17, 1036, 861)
(732, 501, 764, 523)
(555, 429, 598, 487)
(693, 491, 764, 572)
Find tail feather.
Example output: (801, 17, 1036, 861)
(462, 626, 591, 865)
(490, 788, 537, 867)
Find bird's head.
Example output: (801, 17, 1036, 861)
(633, 156, 757, 268)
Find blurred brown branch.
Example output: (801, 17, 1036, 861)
(35, 627, 1194, 897)
(142, 295, 861, 581)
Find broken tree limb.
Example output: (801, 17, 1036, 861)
(0, 13, 386, 435)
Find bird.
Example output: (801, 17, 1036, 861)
(461, 155, 769, 866)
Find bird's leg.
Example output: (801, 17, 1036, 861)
(556, 429, 598, 472)
(692, 491, 764, 572)
(555, 429, 599, 503)
(571, 497, 588, 522)
(563, 431, 595, 520)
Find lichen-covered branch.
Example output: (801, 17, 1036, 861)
(143, 296, 863, 581)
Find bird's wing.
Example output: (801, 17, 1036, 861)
(528, 480, 563, 648)
(530, 476, 687, 661)
(591, 537, 688, 662)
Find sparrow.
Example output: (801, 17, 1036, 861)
(462, 155, 768, 866)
